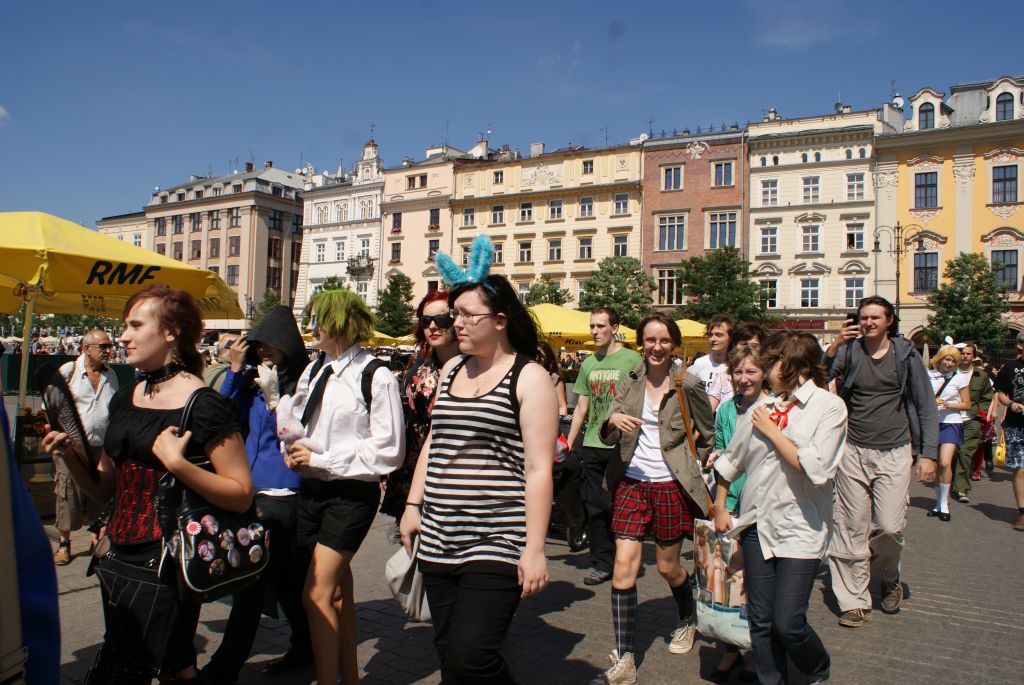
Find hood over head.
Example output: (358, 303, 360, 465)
(244, 306, 308, 395)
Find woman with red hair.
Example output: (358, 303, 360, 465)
(381, 289, 460, 525)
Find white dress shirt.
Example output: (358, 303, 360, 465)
(59, 356, 119, 447)
(715, 380, 847, 560)
(287, 345, 405, 482)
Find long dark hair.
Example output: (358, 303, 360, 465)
(123, 285, 204, 377)
(858, 295, 899, 337)
(450, 275, 540, 360)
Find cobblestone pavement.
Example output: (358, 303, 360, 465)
(48, 470, 1023, 685)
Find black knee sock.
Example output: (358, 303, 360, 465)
(611, 586, 638, 656)
(670, 576, 694, 620)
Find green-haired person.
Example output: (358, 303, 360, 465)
(282, 287, 405, 685)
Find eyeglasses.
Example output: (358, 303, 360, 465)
(88, 343, 114, 350)
(448, 309, 496, 325)
(420, 313, 455, 329)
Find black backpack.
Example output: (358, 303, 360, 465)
(305, 353, 388, 419)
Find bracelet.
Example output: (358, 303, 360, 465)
(405, 501, 423, 508)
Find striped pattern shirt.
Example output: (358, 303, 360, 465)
(418, 355, 529, 566)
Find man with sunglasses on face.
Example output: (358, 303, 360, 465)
(52, 329, 119, 565)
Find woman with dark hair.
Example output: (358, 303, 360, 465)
(381, 289, 459, 523)
(400, 268, 558, 685)
(283, 287, 404, 685)
(714, 331, 846, 685)
(537, 340, 569, 415)
(592, 311, 715, 684)
(42, 285, 251, 683)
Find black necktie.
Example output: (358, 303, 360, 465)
(301, 363, 333, 426)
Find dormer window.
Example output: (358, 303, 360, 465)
(919, 103, 935, 130)
(997, 92, 1015, 121)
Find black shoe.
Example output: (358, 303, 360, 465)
(583, 568, 612, 586)
(708, 654, 744, 683)
(926, 509, 941, 517)
(985, 459, 995, 473)
(263, 648, 312, 675)
(953, 490, 970, 504)
(939, 512, 951, 522)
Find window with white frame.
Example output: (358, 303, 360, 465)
(657, 269, 684, 306)
(801, 224, 820, 253)
(315, 242, 325, 263)
(462, 207, 475, 227)
(993, 165, 1018, 203)
(992, 249, 1018, 289)
(614, 193, 629, 214)
(132, 233, 142, 247)
(761, 179, 778, 206)
(548, 239, 562, 261)
(708, 212, 737, 249)
(802, 176, 820, 203)
(613, 234, 628, 257)
(713, 161, 733, 187)
(760, 279, 777, 308)
(518, 240, 532, 262)
(519, 203, 533, 222)
(847, 173, 865, 200)
(578, 236, 593, 259)
(549, 199, 563, 220)
(997, 93, 1015, 121)
(582, 159, 594, 174)
(493, 242, 503, 263)
(359, 238, 370, 257)
(461, 245, 470, 266)
(845, 224, 864, 251)
(579, 196, 594, 218)
(577, 280, 588, 303)
(845, 278, 865, 308)
(335, 240, 345, 261)
(760, 226, 778, 254)
(356, 282, 368, 301)
(491, 205, 504, 224)
(428, 239, 440, 258)
(800, 278, 819, 307)
(658, 215, 685, 251)
(663, 165, 682, 190)
(493, 170, 504, 184)
(518, 282, 530, 303)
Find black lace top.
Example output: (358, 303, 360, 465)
(104, 386, 241, 546)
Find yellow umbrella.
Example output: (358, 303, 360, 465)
(675, 319, 706, 338)
(528, 303, 636, 351)
(0, 211, 243, 413)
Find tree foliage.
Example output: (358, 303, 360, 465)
(251, 290, 281, 327)
(674, 247, 776, 324)
(578, 256, 656, 329)
(924, 252, 1010, 352)
(316, 275, 345, 292)
(375, 273, 415, 337)
(524, 275, 572, 307)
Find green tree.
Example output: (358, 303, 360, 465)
(924, 252, 1010, 352)
(375, 273, 415, 337)
(578, 256, 656, 328)
(674, 247, 776, 323)
(524, 275, 572, 306)
(316, 275, 344, 292)
(251, 289, 281, 327)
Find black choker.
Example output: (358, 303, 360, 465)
(139, 363, 184, 396)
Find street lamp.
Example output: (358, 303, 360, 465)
(872, 221, 926, 320)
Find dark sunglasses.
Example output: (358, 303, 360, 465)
(89, 343, 114, 350)
(420, 313, 455, 329)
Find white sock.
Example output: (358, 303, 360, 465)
(936, 483, 950, 513)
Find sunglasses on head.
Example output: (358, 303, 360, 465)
(420, 313, 455, 329)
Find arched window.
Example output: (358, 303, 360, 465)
(814, 152, 821, 162)
(846, 149, 853, 160)
(859, 147, 867, 159)
(997, 92, 1014, 121)
(801, 152, 808, 163)
(317, 205, 328, 224)
(772, 155, 779, 166)
(341, 204, 349, 221)
(760, 156, 767, 167)
(919, 102, 935, 129)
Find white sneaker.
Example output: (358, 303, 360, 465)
(590, 649, 637, 685)
(668, 616, 696, 654)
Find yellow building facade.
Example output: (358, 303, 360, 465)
(875, 76, 1024, 340)
(450, 143, 643, 303)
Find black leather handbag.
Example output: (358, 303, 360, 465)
(157, 387, 270, 602)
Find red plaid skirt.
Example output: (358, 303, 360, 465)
(611, 477, 696, 543)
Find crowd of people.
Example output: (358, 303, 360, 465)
(37, 238, 1024, 684)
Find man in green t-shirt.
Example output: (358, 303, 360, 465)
(567, 306, 642, 585)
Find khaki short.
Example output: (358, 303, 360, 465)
(54, 457, 102, 532)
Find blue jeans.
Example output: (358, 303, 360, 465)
(742, 526, 830, 685)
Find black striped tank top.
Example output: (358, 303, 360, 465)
(418, 354, 530, 566)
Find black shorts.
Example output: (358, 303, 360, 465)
(297, 478, 380, 553)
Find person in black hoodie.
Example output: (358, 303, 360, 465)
(201, 306, 314, 682)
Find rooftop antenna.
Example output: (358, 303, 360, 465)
(647, 114, 655, 137)
(890, 78, 900, 98)
(600, 125, 611, 147)
(443, 118, 450, 146)
(207, 164, 213, 177)
(248, 150, 255, 165)
(369, 122, 375, 140)
(299, 151, 304, 169)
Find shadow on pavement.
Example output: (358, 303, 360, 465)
(971, 501, 1018, 524)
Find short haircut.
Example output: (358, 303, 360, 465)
(960, 341, 978, 355)
(858, 295, 899, 337)
(930, 345, 961, 369)
(590, 306, 620, 327)
(307, 288, 375, 344)
(729, 323, 765, 353)
(726, 341, 762, 375)
(760, 331, 828, 392)
(635, 312, 681, 348)
(707, 315, 735, 338)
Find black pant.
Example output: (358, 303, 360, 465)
(204, 494, 311, 680)
(552, 458, 585, 529)
(741, 527, 830, 685)
(420, 560, 522, 685)
(580, 445, 615, 572)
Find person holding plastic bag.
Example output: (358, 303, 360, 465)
(713, 331, 847, 685)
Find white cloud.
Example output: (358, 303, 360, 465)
(0, 105, 9, 122)
(746, 0, 878, 50)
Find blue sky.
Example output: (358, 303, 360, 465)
(1, 0, 1019, 227)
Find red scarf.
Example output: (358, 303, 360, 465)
(768, 401, 796, 429)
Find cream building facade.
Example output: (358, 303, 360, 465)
(450, 143, 643, 304)
(97, 211, 150, 250)
(747, 107, 898, 334)
(294, 140, 385, 315)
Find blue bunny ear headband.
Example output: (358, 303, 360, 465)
(436, 234, 494, 290)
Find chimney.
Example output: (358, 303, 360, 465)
(264, 160, 273, 169)
(842, 104, 851, 114)
(530, 142, 545, 157)
(763, 108, 780, 122)
(245, 162, 254, 173)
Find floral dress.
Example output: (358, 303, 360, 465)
(380, 354, 442, 517)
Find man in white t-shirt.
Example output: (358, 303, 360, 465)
(686, 315, 734, 414)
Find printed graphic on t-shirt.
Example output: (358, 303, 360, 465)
(588, 368, 622, 429)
